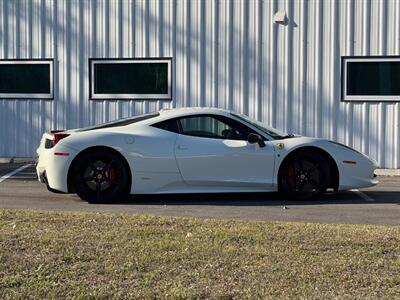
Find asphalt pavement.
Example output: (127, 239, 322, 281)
(0, 163, 399, 225)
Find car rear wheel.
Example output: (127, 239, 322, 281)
(278, 151, 330, 199)
(71, 150, 130, 203)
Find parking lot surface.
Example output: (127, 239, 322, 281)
(0, 163, 399, 225)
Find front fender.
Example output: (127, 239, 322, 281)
(271, 138, 377, 190)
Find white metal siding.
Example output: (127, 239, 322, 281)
(0, 0, 399, 168)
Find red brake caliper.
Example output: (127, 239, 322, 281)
(287, 165, 296, 188)
(108, 168, 116, 185)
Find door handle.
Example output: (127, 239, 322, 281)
(176, 145, 188, 150)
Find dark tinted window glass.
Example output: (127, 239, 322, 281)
(94, 63, 168, 94)
(178, 115, 255, 140)
(151, 119, 179, 133)
(0, 63, 51, 94)
(347, 61, 400, 95)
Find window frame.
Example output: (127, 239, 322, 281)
(0, 58, 54, 99)
(341, 55, 400, 102)
(89, 57, 172, 100)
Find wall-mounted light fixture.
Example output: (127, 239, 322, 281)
(273, 10, 288, 25)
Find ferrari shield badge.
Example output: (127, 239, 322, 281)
(276, 143, 285, 149)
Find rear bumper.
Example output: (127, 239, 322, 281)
(36, 158, 46, 184)
(36, 144, 78, 193)
(37, 169, 47, 185)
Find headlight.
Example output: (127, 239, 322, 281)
(328, 141, 361, 154)
(329, 141, 375, 163)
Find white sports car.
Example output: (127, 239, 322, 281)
(36, 107, 378, 203)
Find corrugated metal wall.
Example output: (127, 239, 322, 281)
(0, 0, 399, 168)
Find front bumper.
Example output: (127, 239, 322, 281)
(338, 159, 379, 190)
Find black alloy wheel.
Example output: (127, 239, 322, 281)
(279, 151, 330, 199)
(72, 150, 129, 203)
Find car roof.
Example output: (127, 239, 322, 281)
(158, 107, 233, 119)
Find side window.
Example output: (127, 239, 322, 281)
(151, 119, 179, 133)
(178, 115, 255, 140)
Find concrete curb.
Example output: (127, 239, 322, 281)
(0, 157, 35, 164)
(0, 157, 13, 163)
(375, 169, 400, 176)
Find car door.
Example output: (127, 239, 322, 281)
(174, 114, 275, 187)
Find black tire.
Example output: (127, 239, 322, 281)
(278, 151, 330, 199)
(71, 150, 130, 203)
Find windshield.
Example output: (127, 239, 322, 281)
(231, 112, 287, 139)
(76, 112, 160, 132)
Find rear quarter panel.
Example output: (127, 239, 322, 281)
(62, 125, 183, 194)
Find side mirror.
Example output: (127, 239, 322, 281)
(247, 133, 266, 148)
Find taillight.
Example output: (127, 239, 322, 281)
(53, 133, 70, 145)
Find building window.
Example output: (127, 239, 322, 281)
(89, 58, 172, 100)
(0, 59, 53, 99)
(342, 56, 400, 101)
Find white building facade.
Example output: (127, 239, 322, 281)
(0, 0, 399, 168)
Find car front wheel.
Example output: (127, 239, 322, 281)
(278, 151, 330, 199)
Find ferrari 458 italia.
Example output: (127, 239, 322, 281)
(36, 108, 378, 203)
